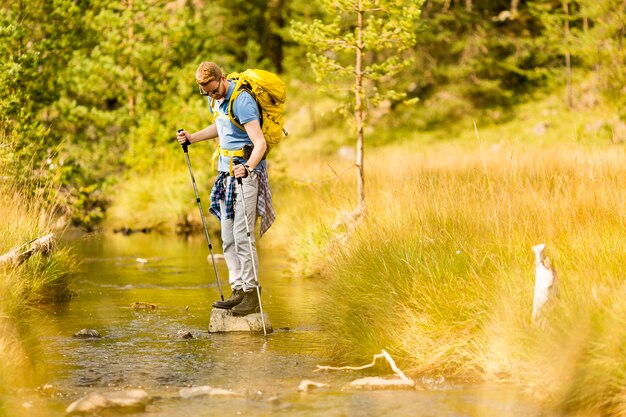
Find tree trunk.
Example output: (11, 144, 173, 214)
(128, 0, 135, 117)
(424, 0, 433, 18)
(267, 0, 285, 73)
(563, 0, 573, 108)
(355, 0, 366, 214)
(511, 0, 519, 17)
(465, 0, 472, 13)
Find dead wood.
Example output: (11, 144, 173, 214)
(0, 233, 56, 268)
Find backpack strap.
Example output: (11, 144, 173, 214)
(227, 82, 263, 132)
(209, 97, 219, 123)
(207, 84, 243, 128)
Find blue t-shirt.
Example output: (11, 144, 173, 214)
(209, 80, 266, 172)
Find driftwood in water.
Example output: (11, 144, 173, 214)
(315, 349, 411, 381)
(0, 233, 55, 268)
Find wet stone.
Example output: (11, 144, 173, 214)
(298, 380, 330, 392)
(208, 308, 273, 333)
(168, 330, 193, 339)
(131, 302, 158, 309)
(72, 329, 101, 339)
(37, 384, 64, 398)
(65, 389, 150, 415)
(347, 377, 416, 390)
(179, 386, 242, 398)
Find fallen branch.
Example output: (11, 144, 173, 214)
(0, 233, 56, 268)
(315, 349, 411, 383)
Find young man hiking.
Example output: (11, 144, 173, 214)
(176, 62, 275, 316)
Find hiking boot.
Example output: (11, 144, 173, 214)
(212, 289, 244, 310)
(231, 288, 260, 316)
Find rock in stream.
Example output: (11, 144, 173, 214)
(208, 308, 273, 333)
(72, 329, 101, 339)
(65, 389, 150, 415)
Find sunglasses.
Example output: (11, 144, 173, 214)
(198, 78, 222, 96)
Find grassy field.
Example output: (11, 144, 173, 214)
(268, 93, 626, 415)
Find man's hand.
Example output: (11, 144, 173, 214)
(233, 163, 249, 179)
(177, 129, 191, 145)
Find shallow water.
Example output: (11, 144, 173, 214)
(2, 233, 550, 416)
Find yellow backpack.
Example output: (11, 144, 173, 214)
(212, 69, 287, 151)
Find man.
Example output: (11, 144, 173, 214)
(176, 62, 275, 316)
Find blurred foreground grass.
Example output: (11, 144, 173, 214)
(0, 176, 79, 392)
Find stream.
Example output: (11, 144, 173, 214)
(2, 233, 550, 416)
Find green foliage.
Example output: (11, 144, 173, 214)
(580, 0, 626, 118)
(0, 0, 88, 157)
(215, 0, 281, 71)
(1, 0, 231, 229)
(414, 3, 554, 112)
(291, 0, 423, 112)
(347, 0, 626, 136)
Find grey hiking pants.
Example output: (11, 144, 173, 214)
(220, 174, 259, 292)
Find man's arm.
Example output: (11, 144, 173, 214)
(242, 120, 267, 170)
(232, 120, 266, 178)
(176, 124, 218, 145)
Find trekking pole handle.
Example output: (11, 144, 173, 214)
(177, 128, 191, 152)
(234, 161, 244, 185)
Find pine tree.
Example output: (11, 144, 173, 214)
(291, 0, 423, 218)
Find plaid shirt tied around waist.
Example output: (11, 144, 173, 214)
(209, 165, 275, 237)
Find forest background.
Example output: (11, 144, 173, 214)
(1, 0, 623, 232)
(2, 0, 626, 416)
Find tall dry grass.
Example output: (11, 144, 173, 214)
(0, 176, 79, 391)
(282, 142, 626, 415)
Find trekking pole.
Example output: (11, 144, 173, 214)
(234, 162, 268, 336)
(178, 129, 224, 301)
